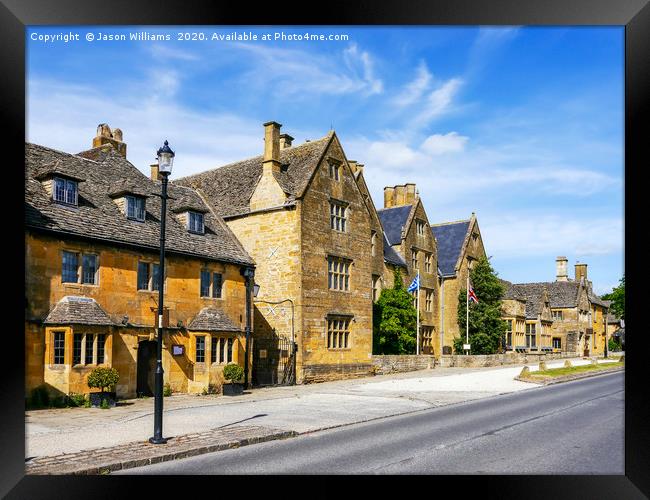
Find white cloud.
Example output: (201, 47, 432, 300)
(420, 132, 469, 155)
(392, 61, 432, 108)
(232, 42, 383, 97)
(411, 78, 463, 128)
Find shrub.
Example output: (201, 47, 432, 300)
(87, 367, 119, 393)
(223, 363, 244, 383)
(68, 393, 87, 407)
(100, 398, 110, 409)
(608, 338, 622, 352)
(163, 383, 172, 397)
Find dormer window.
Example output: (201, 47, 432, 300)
(188, 211, 205, 234)
(53, 177, 78, 206)
(126, 196, 146, 221)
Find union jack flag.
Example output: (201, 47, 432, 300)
(468, 283, 479, 304)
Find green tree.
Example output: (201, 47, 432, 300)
(601, 275, 625, 320)
(453, 256, 508, 355)
(373, 268, 417, 354)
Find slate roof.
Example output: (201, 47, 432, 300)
(173, 133, 333, 218)
(383, 233, 407, 268)
(44, 296, 115, 326)
(504, 281, 581, 311)
(187, 307, 243, 332)
(588, 292, 612, 308)
(25, 143, 254, 266)
(430, 220, 471, 276)
(377, 205, 413, 246)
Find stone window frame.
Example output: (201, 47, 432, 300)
(327, 158, 342, 181)
(187, 211, 205, 235)
(209, 335, 234, 365)
(327, 315, 351, 350)
(421, 326, 433, 351)
(424, 288, 433, 312)
(137, 260, 165, 293)
(552, 309, 564, 320)
(62, 249, 100, 286)
(72, 332, 100, 367)
(416, 219, 426, 237)
(200, 269, 224, 299)
(329, 199, 348, 232)
(125, 195, 146, 222)
(195, 335, 206, 363)
(424, 252, 432, 273)
(552, 337, 562, 349)
(53, 176, 78, 206)
(411, 249, 419, 270)
(328, 256, 351, 292)
(52, 330, 66, 365)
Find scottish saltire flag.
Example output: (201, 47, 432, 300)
(407, 272, 420, 293)
(468, 283, 479, 304)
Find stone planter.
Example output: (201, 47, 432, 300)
(222, 383, 244, 396)
(90, 391, 117, 408)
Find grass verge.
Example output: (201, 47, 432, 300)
(523, 360, 624, 381)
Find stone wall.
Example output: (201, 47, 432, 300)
(371, 355, 436, 375)
(438, 351, 576, 368)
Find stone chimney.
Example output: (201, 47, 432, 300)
(348, 160, 358, 174)
(384, 187, 395, 208)
(405, 183, 417, 205)
(556, 256, 568, 282)
(150, 163, 161, 181)
(92, 123, 127, 158)
(356, 163, 364, 175)
(575, 263, 588, 282)
(384, 184, 418, 208)
(263, 121, 282, 176)
(279, 133, 294, 150)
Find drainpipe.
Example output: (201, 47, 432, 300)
(439, 277, 445, 357)
(241, 267, 255, 389)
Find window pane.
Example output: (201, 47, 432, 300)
(97, 334, 106, 364)
(227, 338, 233, 363)
(212, 273, 223, 298)
(137, 262, 150, 290)
(152, 264, 160, 291)
(54, 332, 65, 364)
(82, 254, 98, 284)
(211, 337, 219, 363)
(196, 336, 205, 362)
(62, 251, 78, 283)
(65, 180, 77, 205)
(85, 334, 94, 365)
(73, 333, 82, 365)
(54, 178, 66, 202)
(200, 270, 210, 297)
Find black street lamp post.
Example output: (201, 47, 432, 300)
(149, 140, 175, 445)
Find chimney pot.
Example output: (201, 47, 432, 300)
(279, 133, 294, 150)
(92, 123, 127, 158)
(150, 163, 161, 181)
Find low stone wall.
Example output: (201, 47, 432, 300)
(371, 355, 436, 375)
(301, 363, 374, 384)
(439, 352, 575, 368)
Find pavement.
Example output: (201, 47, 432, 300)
(24, 356, 622, 474)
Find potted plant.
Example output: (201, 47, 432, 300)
(222, 363, 245, 396)
(87, 367, 120, 407)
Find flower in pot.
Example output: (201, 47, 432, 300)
(87, 367, 119, 408)
(222, 363, 245, 396)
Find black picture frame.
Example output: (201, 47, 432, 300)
(4, 0, 646, 496)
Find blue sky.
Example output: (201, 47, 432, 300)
(26, 26, 624, 294)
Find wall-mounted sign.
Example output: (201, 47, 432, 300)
(172, 345, 184, 356)
(259, 349, 267, 359)
(463, 344, 471, 350)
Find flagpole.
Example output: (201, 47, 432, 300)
(416, 271, 420, 355)
(466, 274, 469, 355)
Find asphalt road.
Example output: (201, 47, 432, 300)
(120, 371, 624, 475)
